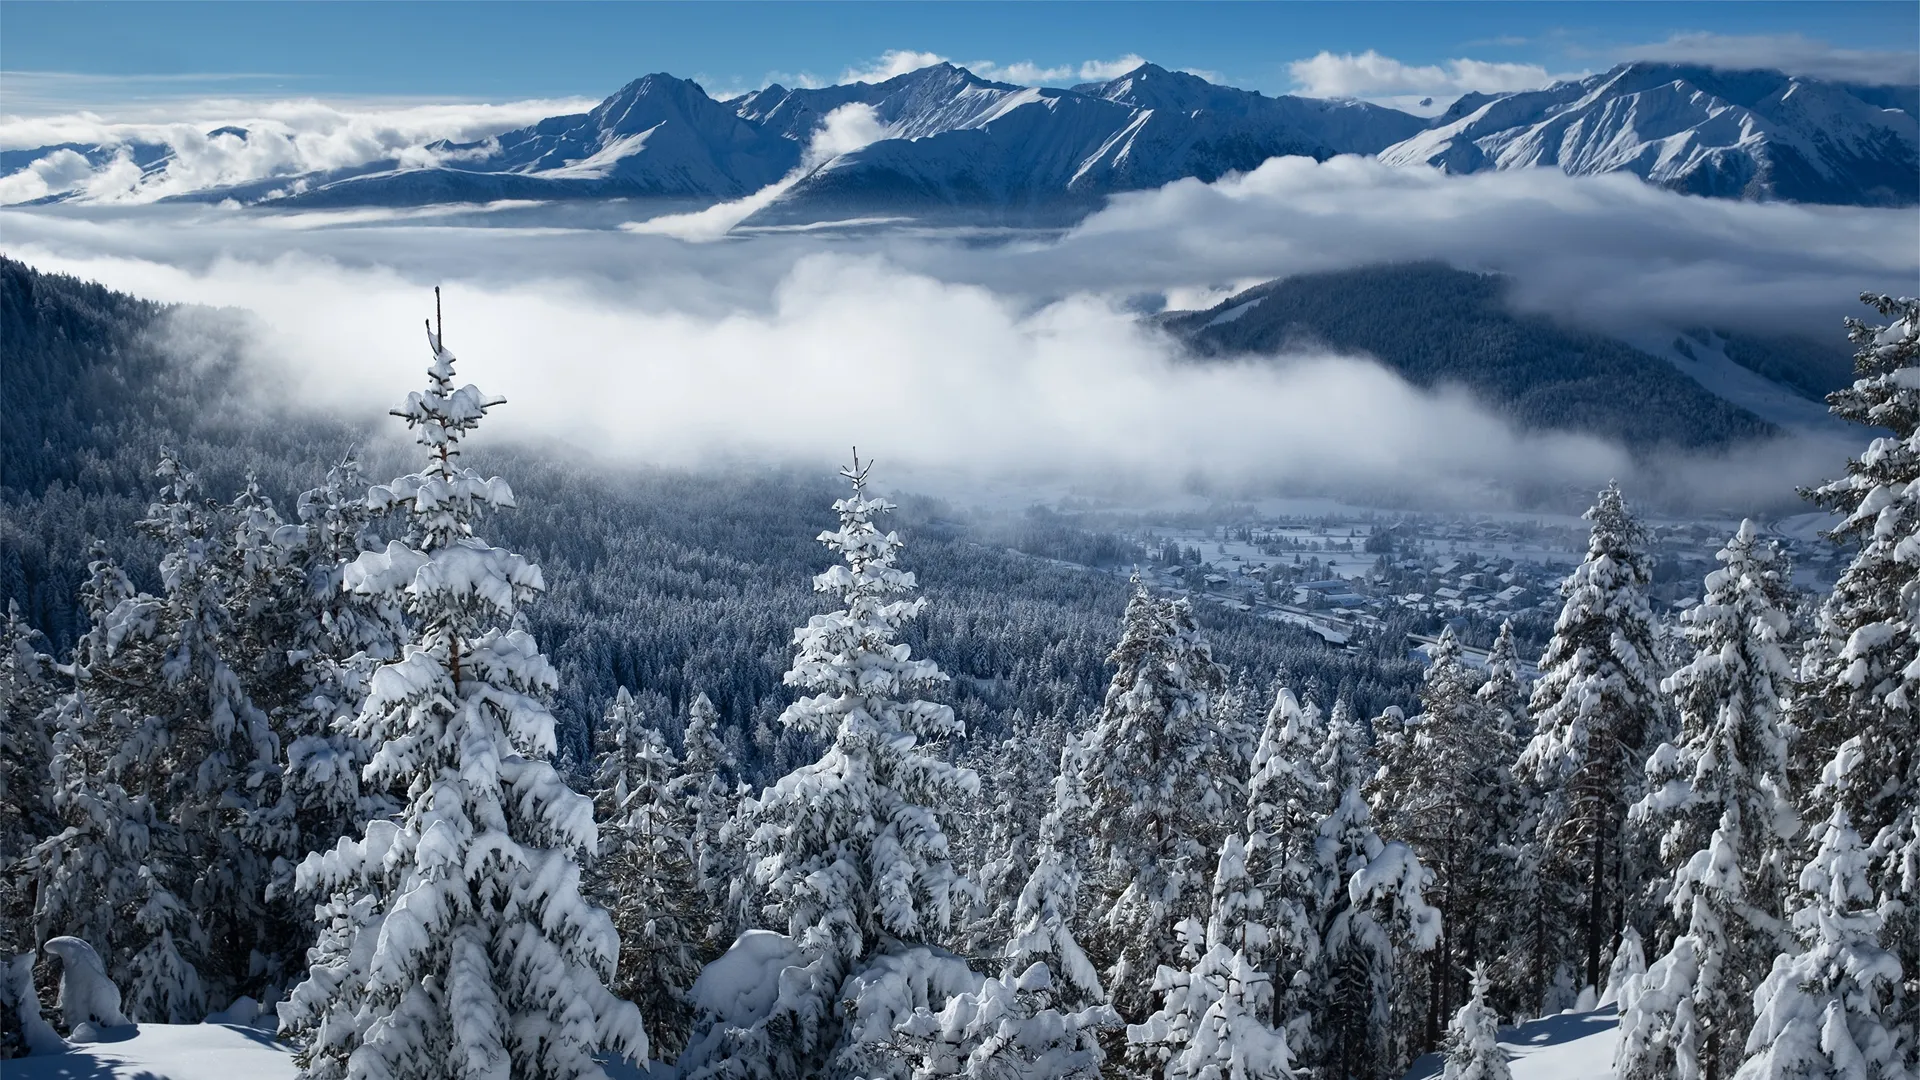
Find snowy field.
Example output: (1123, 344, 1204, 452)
(6, 1008, 1619, 1079)
(1403, 1007, 1620, 1080)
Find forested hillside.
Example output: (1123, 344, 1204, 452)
(3, 258, 1915, 1080)
(1161, 263, 1786, 448)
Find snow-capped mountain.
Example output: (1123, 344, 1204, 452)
(5, 60, 1913, 215)
(1378, 62, 1919, 206)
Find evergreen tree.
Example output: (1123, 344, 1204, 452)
(590, 688, 702, 1058)
(1620, 521, 1798, 1080)
(686, 453, 976, 1078)
(1475, 620, 1533, 1019)
(1369, 627, 1509, 1051)
(1311, 701, 1442, 1080)
(1127, 833, 1292, 1080)
(681, 691, 742, 955)
(1736, 808, 1906, 1080)
(892, 962, 1116, 1080)
(31, 546, 204, 1022)
(1077, 580, 1235, 1018)
(1518, 483, 1667, 1001)
(1442, 965, 1511, 1080)
(1007, 740, 1104, 1011)
(1789, 293, 1920, 1067)
(276, 301, 645, 1079)
(0, 601, 57, 953)
(1245, 685, 1329, 1048)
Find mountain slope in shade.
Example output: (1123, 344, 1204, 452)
(5, 60, 1914, 213)
(1379, 62, 1919, 206)
(1158, 262, 1785, 450)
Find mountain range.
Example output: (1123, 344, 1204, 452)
(5, 60, 1916, 218)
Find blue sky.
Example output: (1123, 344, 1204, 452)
(2, 0, 1915, 111)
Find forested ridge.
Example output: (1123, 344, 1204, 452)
(1, 257, 1915, 1080)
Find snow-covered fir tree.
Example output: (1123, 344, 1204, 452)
(1315, 700, 1442, 1080)
(681, 690, 743, 954)
(1369, 626, 1512, 1051)
(1244, 684, 1328, 1047)
(1441, 965, 1511, 1080)
(29, 543, 205, 1022)
(1785, 292, 1920, 1071)
(891, 960, 1117, 1080)
(1518, 482, 1667, 1004)
(0, 601, 57, 953)
(1007, 739, 1105, 1011)
(1473, 620, 1533, 1019)
(590, 687, 702, 1057)
(277, 301, 645, 1079)
(263, 456, 404, 886)
(683, 453, 977, 1079)
(1128, 831, 1291, 1080)
(967, 708, 1062, 956)
(1619, 520, 1799, 1080)
(1736, 808, 1907, 1080)
(1077, 579, 1236, 1018)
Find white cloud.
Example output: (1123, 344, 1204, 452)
(1615, 32, 1920, 86)
(0, 96, 599, 205)
(4, 154, 1905, 511)
(1287, 49, 1579, 110)
(968, 55, 1149, 87)
(838, 50, 951, 85)
(829, 49, 1151, 89)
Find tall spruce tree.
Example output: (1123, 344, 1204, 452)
(1369, 626, 1509, 1051)
(684, 453, 977, 1078)
(1619, 521, 1798, 1080)
(277, 298, 645, 1080)
(0, 602, 57, 954)
(1519, 483, 1667, 1001)
(681, 691, 741, 956)
(1077, 580, 1235, 1019)
(1244, 685, 1328, 1045)
(1781, 293, 1920, 1072)
(590, 688, 702, 1058)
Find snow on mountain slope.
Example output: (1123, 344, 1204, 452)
(1380, 62, 1919, 206)
(1402, 1007, 1620, 1080)
(6, 59, 1913, 213)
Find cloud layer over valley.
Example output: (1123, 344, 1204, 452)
(3, 154, 1909, 514)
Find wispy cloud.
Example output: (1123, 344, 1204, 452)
(1611, 31, 1920, 86)
(1287, 49, 1582, 110)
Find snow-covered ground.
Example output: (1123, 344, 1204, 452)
(7, 1021, 297, 1080)
(8, 1005, 1618, 1079)
(1403, 1006, 1620, 1080)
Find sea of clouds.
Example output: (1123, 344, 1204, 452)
(4, 123, 1914, 514)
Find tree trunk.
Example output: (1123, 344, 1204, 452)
(1585, 819, 1606, 992)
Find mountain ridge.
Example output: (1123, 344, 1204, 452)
(5, 59, 1913, 216)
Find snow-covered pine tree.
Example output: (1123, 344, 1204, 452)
(1518, 482, 1667, 1002)
(1077, 579, 1234, 1018)
(1735, 808, 1906, 1080)
(1245, 685, 1330, 1048)
(0, 601, 57, 953)
(891, 960, 1117, 1080)
(1127, 833, 1292, 1080)
(1007, 739, 1104, 1011)
(1787, 293, 1920, 1069)
(267, 456, 404, 873)
(590, 687, 702, 1058)
(1369, 626, 1508, 1051)
(684, 453, 977, 1079)
(29, 544, 205, 1022)
(1442, 965, 1511, 1080)
(1619, 520, 1798, 1080)
(1474, 620, 1533, 1020)
(1315, 701, 1442, 1080)
(968, 708, 1059, 957)
(681, 691, 742, 955)
(277, 297, 645, 1080)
